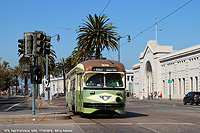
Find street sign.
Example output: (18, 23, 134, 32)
(168, 80, 172, 83)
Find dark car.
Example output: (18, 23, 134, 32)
(183, 92, 200, 105)
(54, 93, 64, 97)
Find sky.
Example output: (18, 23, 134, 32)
(0, 0, 199, 70)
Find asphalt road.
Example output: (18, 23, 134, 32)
(0, 97, 200, 133)
(0, 96, 31, 115)
(0, 96, 67, 116)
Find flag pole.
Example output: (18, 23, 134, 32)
(155, 15, 157, 42)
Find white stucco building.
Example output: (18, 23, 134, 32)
(125, 70, 134, 94)
(39, 76, 64, 96)
(133, 40, 200, 99)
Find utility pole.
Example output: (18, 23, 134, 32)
(147, 76, 150, 100)
(169, 71, 172, 101)
(32, 57, 36, 115)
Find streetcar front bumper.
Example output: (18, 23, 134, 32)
(83, 103, 125, 114)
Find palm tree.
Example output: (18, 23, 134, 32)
(55, 58, 69, 95)
(76, 14, 118, 58)
(13, 66, 22, 95)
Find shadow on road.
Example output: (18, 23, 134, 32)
(83, 111, 148, 119)
(119, 111, 148, 118)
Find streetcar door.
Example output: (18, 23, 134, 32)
(70, 79, 75, 111)
(76, 74, 82, 111)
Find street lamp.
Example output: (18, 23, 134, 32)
(117, 35, 131, 62)
(51, 34, 60, 42)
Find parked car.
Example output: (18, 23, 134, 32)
(183, 92, 200, 105)
(1, 92, 6, 95)
(54, 93, 64, 97)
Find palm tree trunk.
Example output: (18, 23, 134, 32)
(95, 46, 101, 59)
(63, 70, 66, 95)
(15, 76, 18, 95)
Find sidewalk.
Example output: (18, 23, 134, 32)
(126, 96, 183, 103)
(0, 96, 8, 101)
(0, 96, 71, 121)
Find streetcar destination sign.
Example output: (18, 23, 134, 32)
(92, 67, 118, 72)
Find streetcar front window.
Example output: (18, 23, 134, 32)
(86, 73, 104, 86)
(106, 73, 123, 87)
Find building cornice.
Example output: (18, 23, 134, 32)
(159, 44, 200, 62)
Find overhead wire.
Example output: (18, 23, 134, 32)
(104, 0, 193, 59)
(0, 23, 74, 30)
(100, 0, 112, 16)
(119, 0, 193, 48)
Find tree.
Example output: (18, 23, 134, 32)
(13, 66, 22, 95)
(55, 58, 69, 95)
(76, 14, 118, 58)
(0, 58, 14, 95)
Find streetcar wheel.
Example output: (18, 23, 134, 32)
(80, 112, 85, 117)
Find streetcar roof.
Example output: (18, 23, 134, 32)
(77, 59, 125, 72)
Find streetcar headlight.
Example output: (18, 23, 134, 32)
(116, 97, 121, 102)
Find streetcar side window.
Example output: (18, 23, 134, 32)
(106, 73, 123, 87)
(86, 74, 104, 86)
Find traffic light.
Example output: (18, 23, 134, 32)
(26, 35, 33, 55)
(43, 35, 51, 55)
(18, 39, 25, 55)
(35, 33, 44, 56)
(31, 65, 43, 84)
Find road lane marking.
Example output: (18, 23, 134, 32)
(10, 123, 75, 126)
(138, 124, 161, 133)
(137, 123, 196, 125)
(101, 123, 132, 125)
(71, 120, 85, 133)
(4, 103, 19, 112)
(76, 123, 96, 125)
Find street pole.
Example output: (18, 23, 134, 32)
(118, 38, 120, 62)
(46, 54, 50, 104)
(132, 78, 134, 100)
(32, 57, 36, 115)
(116, 35, 130, 62)
(37, 56, 41, 100)
(169, 71, 172, 101)
(147, 76, 150, 100)
(57, 76, 59, 98)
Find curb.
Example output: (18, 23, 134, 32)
(127, 98, 183, 103)
(0, 113, 71, 121)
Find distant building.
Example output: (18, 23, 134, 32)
(125, 70, 134, 95)
(39, 76, 64, 96)
(133, 40, 200, 99)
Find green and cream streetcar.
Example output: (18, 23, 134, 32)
(66, 59, 126, 116)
